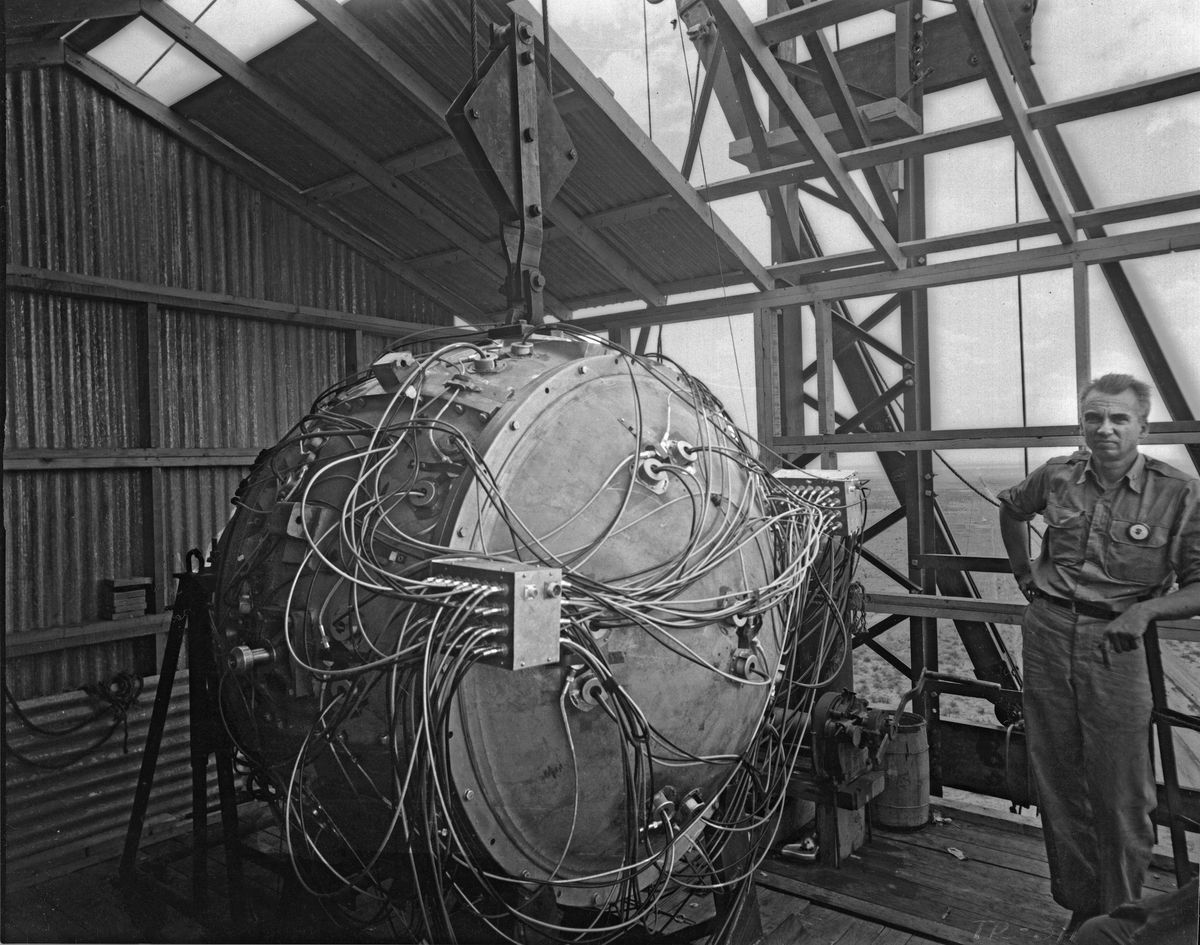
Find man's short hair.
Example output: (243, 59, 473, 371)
(1079, 373, 1153, 421)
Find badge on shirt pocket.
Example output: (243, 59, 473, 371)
(1127, 523, 1150, 541)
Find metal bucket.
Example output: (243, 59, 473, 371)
(872, 712, 930, 829)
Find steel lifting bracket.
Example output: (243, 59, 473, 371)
(446, 12, 576, 325)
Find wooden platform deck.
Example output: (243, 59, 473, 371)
(1, 798, 1186, 944)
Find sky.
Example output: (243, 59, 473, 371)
(544, 0, 1200, 475)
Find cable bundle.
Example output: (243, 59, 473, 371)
(212, 326, 855, 942)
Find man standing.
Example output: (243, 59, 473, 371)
(998, 373, 1200, 936)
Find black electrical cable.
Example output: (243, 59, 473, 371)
(4, 672, 143, 769)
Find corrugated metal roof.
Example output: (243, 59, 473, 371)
(56, 0, 765, 316)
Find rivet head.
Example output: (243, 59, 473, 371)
(578, 365, 588, 374)
(464, 789, 474, 801)
(510, 420, 520, 430)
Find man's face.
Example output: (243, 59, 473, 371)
(1080, 388, 1147, 467)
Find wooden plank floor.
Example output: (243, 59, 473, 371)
(753, 800, 1180, 945)
(2, 798, 1187, 944)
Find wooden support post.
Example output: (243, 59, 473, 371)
(137, 302, 170, 617)
(1144, 624, 1196, 886)
(607, 326, 633, 352)
(813, 300, 836, 470)
(1073, 260, 1091, 395)
(897, 0, 942, 793)
(778, 307, 807, 443)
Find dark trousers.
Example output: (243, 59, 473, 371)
(1022, 597, 1156, 914)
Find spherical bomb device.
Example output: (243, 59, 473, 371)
(211, 329, 826, 937)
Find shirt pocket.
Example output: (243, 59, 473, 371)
(1043, 503, 1087, 567)
(1104, 519, 1171, 585)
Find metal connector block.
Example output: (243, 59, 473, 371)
(429, 558, 563, 670)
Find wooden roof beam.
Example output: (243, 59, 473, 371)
(766, 189, 1200, 280)
(408, 196, 679, 273)
(301, 90, 585, 205)
(801, 28, 898, 232)
(293, 0, 445, 126)
(137, 3, 523, 284)
(700, 66, 1200, 202)
(722, 45, 807, 262)
(62, 45, 484, 321)
(568, 221, 1200, 333)
(986, 0, 1198, 464)
(7, 0, 140, 30)
(289, 0, 667, 310)
(954, 0, 1075, 243)
(756, 0, 905, 46)
(509, 0, 771, 290)
(6, 39, 67, 70)
(706, 0, 904, 269)
(775, 421, 1200, 453)
(546, 203, 668, 306)
(681, 45, 719, 181)
(305, 139, 460, 202)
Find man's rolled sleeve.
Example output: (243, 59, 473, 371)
(1171, 480, 1200, 588)
(997, 464, 1052, 523)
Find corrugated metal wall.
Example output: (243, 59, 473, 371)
(6, 67, 448, 316)
(155, 308, 347, 449)
(6, 62, 448, 674)
(4, 674, 217, 888)
(5, 59, 449, 880)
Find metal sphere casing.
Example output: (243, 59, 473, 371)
(211, 334, 799, 907)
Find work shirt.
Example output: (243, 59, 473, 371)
(998, 451, 1200, 607)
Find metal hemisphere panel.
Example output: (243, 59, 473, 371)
(443, 352, 779, 881)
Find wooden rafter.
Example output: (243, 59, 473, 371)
(755, 0, 906, 46)
(510, 0, 771, 290)
(722, 47, 806, 262)
(801, 29, 898, 232)
(699, 67, 1200, 202)
(571, 221, 1200, 333)
(5, 39, 67, 70)
(6, 266, 463, 337)
(706, 0, 904, 269)
(409, 195, 681, 277)
(300, 89, 586, 204)
(764, 189, 1200, 278)
(289, 0, 667, 309)
(954, 0, 1075, 243)
(680, 46, 718, 181)
(6, 0, 140, 30)
(984, 0, 1199, 468)
(305, 140, 461, 202)
(799, 296, 902, 383)
(547, 203, 668, 305)
(775, 421, 1200, 453)
(61, 43, 485, 320)
(135, 0, 571, 315)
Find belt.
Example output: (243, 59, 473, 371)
(1030, 590, 1127, 620)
